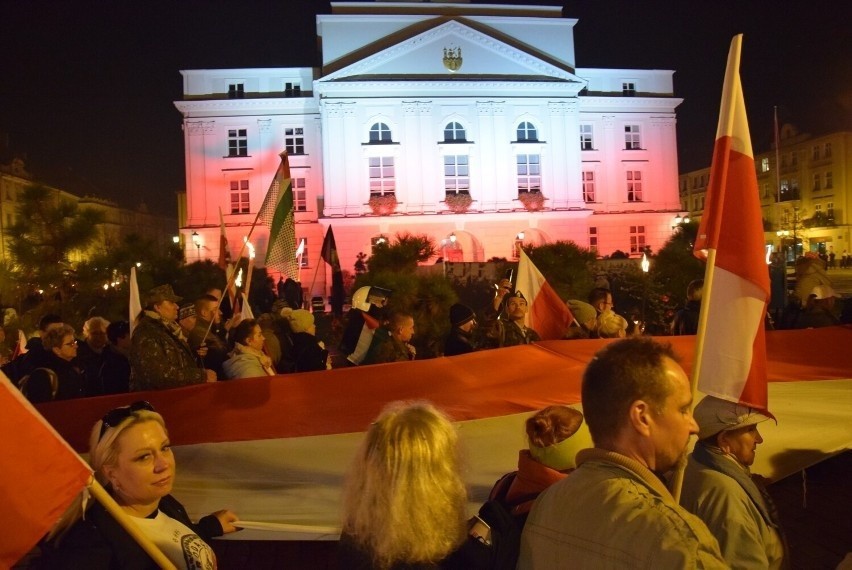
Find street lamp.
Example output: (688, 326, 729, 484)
(641, 252, 650, 333)
(191, 231, 201, 261)
(514, 231, 525, 259)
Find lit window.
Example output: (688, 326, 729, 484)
(444, 122, 466, 142)
(622, 82, 636, 96)
(517, 122, 538, 142)
(582, 171, 596, 202)
(517, 154, 541, 193)
(285, 128, 304, 155)
(624, 125, 641, 150)
(444, 155, 470, 194)
(826, 171, 833, 189)
(227, 128, 248, 157)
(761, 157, 769, 172)
(229, 180, 250, 214)
(626, 170, 643, 202)
(588, 226, 598, 253)
(629, 225, 646, 255)
(814, 203, 822, 212)
(369, 157, 395, 196)
(824, 143, 832, 158)
(228, 83, 244, 99)
(580, 124, 594, 150)
(293, 178, 307, 212)
(369, 123, 392, 143)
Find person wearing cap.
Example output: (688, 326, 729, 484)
(563, 299, 598, 339)
(490, 406, 592, 526)
(282, 308, 330, 372)
(795, 284, 841, 329)
(130, 284, 216, 391)
(681, 396, 785, 569)
(484, 291, 540, 348)
(443, 303, 478, 356)
(519, 338, 725, 569)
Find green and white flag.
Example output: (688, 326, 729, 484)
(258, 152, 298, 280)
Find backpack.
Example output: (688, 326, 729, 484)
(466, 472, 524, 570)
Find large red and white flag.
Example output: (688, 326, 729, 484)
(129, 265, 142, 336)
(0, 373, 92, 567)
(515, 249, 574, 340)
(693, 35, 771, 411)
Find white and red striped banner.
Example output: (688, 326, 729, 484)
(516, 249, 574, 340)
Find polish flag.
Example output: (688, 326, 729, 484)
(515, 249, 574, 340)
(693, 35, 771, 412)
(129, 265, 142, 336)
(1, 372, 92, 567)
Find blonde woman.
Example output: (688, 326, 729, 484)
(340, 401, 480, 569)
(41, 401, 239, 568)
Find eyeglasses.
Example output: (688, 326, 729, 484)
(63, 340, 78, 347)
(99, 400, 155, 439)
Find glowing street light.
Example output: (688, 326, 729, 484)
(641, 252, 650, 333)
(191, 231, 201, 261)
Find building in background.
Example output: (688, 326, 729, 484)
(175, 2, 685, 297)
(0, 156, 177, 264)
(680, 126, 851, 260)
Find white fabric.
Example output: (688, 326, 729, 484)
(131, 510, 217, 569)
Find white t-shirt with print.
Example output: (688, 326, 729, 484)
(131, 510, 217, 570)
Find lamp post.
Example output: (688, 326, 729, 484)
(191, 231, 201, 261)
(514, 231, 525, 259)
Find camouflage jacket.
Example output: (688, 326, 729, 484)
(483, 318, 541, 348)
(130, 313, 206, 391)
(363, 327, 414, 365)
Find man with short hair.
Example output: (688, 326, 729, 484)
(100, 320, 131, 394)
(519, 338, 726, 569)
(363, 312, 416, 365)
(77, 316, 110, 396)
(443, 303, 478, 356)
(2, 313, 63, 385)
(130, 285, 215, 391)
(587, 287, 614, 316)
(188, 294, 230, 378)
(485, 291, 540, 348)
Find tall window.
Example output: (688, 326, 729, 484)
(588, 226, 598, 253)
(285, 128, 304, 154)
(369, 123, 392, 143)
(826, 171, 833, 189)
(624, 125, 641, 150)
(293, 177, 307, 211)
(444, 122, 466, 142)
(227, 128, 248, 157)
(824, 142, 832, 158)
(229, 180, 250, 214)
(444, 156, 469, 194)
(812, 146, 820, 160)
(517, 122, 538, 142)
(813, 173, 821, 191)
(622, 82, 636, 96)
(626, 170, 643, 202)
(761, 157, 769, 172)
(580, 124, 594, 150)
(790, 152, 797, 166)
(629, 225, 646, 255)
(517, 155, 541, 193)
(582, 171, 596, 202)
(228, 83, 244, 99)
(369, 157, 395, 196)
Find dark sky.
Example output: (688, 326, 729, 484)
(1, 0, 849, 217)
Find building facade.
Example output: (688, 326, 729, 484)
(679, 126, 852, 259)
(175, 2, 684, 297)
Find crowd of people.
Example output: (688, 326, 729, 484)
(4, 250, 848, 405)
(28, 336, 790, 568)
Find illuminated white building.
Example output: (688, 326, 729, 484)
(175, 2, 683, 296)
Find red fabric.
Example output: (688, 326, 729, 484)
(1, 374, 92, 568)
(517, 250, 573, 340)
(36, 327, 852, 454)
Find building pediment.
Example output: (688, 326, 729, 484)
(318, 20, 581, 85)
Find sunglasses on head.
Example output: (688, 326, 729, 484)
(99, 401, 155, 439)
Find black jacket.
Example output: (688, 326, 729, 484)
(39, 495, 223, 569)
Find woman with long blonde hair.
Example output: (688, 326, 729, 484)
(41, 401, 239, 568)
(340, 401, 475, 569)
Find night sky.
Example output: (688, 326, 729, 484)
(1, 0, 849, 217)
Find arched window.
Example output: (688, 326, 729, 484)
(369, 123, 392, 143)
(517, 122, 538, 142)
(443, 122, 466, 142)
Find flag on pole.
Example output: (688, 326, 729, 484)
(0, 372, 92, 567)
(240, 292, 254, 320)
(218, 207, 231, 270)
(321, 226, 345, 315)
(129, 266, 142, 336)
(693, 34, 771, 411)
(12, 329, 28, 359)
(515, 249, 574, 340)
(258, 152, 298, 280)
